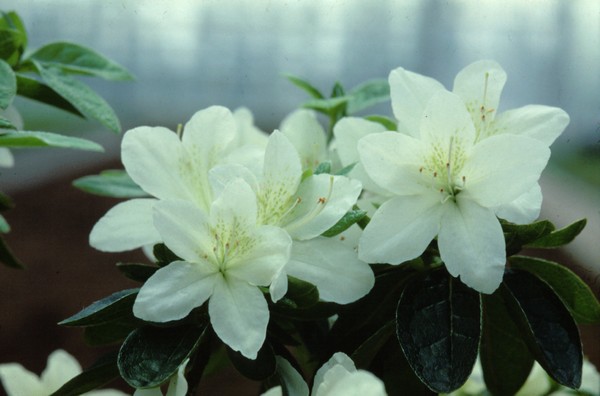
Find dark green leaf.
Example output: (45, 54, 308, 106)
(0, 235, 23, 268)
(480, 292, 534, 396)
(1, 11, 27, 49)
(73, 170, 148, 198)
(502, 219, 555, 256)
(118, 324, 205, 388)
(33, 61, 121, 132)
(313, 161, 331, 175)
(330, 81, 345, 98)
(321, 209, 367, 237)
(16, 73, 83, 116)
(0, 28, 24, 65)
(351, 320, 395, 369)
(0, 130, 104, 151)
(274, 276, 319, 310)
(396, 270, 481, 393)
(526, 218, 587, 249)
(509, 256, 600, 324)
(59, 288, 139, 326)
(347, 79, 390, 114)
(153, 243, 182, 267)
(227, 343, 276, 380)
(0, 59, 16, 109)
(50, 352, 120, 396)
(502, 270, 582, 389)
(116, 262, 158, 283)
(0, 214, 9, 233)
(283, 73, 324, 99)
(84, 319, 140, 346)
(0, 190, 14, 211)
(302, 96, 350, 114)
(25, 42, 133, 81)
(364, 115, 397, 131)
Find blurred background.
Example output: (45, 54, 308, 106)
(0, 0, 598, 394)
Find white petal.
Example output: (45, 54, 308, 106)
(209, 276, 269, 359)
(493, 105, 569, 146)
(280, 109, 327, 170)
(438, 197, 505, 294)
(133, 261, 219, 322)
(269, 268, 288, 303)
(182, 106, 236, 158)
(358, 194, 443, 265)
(494, 183, 543, 224)
(0, 363, 44, 396)
(284, 174, 362, 240)
(153, 200, 213, 263)
(358, 132, 428, 196)
(90, 199, 160, 252)
(133, 388, 162, 396)
(263, 130, 302, 197)
(287, 238, 374, 304)
(272, 356, 309, 396)
(165, 358, 189, 396)
(0, 148, 14, 167)
(313, 352, 356, 395)
(233, 107, 268, 148)
(389, 66, 445, 136)
(462, 135, 550, 208)
(453, 60, 507, 124)
(209, 163, 259, 200)
(325, 371, 387, 396)
(333, 117, 386, 167)
(420, 90, 476, 148)
(221, 145, 266, 178)
(210, 178, 258, 232)
(261, 387, 283, 396)
(41, 350, 81, 392)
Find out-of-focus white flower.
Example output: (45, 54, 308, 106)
(279, 109, 328, 171)
(262, 352, 387, 396)
(133, 359, 189, 396)
(0, 349, 127, 396)
(358, 91, 550, 293)
(133, 178, 291, 359)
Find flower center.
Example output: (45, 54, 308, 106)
(420, 136, 467, 202)
(209, 218, 255, 272)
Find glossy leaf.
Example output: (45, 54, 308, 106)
(84, 320, 140, 346)
(26, 42, 133, 81)
(526, 218, 587, 249)
(480, 292, 534, 396)
(73, 170, 148, 198)
(501, 219, 555, 256)
(227, 343, 276, 380)
(346, 79, 390, 114)
(16, 73, 83, 116)
(502, 270, 582, 389)
(153, 243, 181, 267)
(59, 288, 139, 326)
(396, 270, 481, 393)
(33, 61, 121, 132)
(0, 235, 23, 269)
(284, 73, 324, 99)
(364, 115, 397, 131)
(0, 130, 103, 151)
(50, 352, 120, 396)
(116, 262, 158, 283)
(321, 209, 367, 237)
(118, 324, 205, 388)
(509, 256, 600, 324)
(0, 59, 16, 109)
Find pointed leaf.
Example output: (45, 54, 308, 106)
(73, 170, 148, 198)
(1, 11, 27, 49)
(0, 190, 14, 211)
(116, 262, 158, 283)
(50, 352, 120, 396)
(0, 235, 23, 269)
(480, 292, 534, 396)
(302, 96, 350, 114)
(364, 115, 397, 131)
(396, 269, 481, 393)
(0, 59, 16, 109)
(0, 214, 9, 233)
(0, 28, 24, 65)
(0, 130, 103, 151)
(0, 116, 16, 129)
(16, 73, 83, 116)
(335, 162, 356, 176)
(501, 269, 582, 389)
(227, 342, 276, 380)
(84, 320, 140, 346)
(526, 218, 587, 248)
(313, 161, 331, 175)
(347, 79, 390, 114)
(351, 320, 395, 369)
(284, 73, 324, 99)
(501, 219, 555, 256)
(153, 243, 181, 267)
(321, 209, 367, 237)
(26, 42, 133, 80)
(59, 288, 139, 326)
(509, 256, 600, 324)
(118, 324, 205, 388)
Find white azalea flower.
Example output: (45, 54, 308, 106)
(262, 352, 387, 396)
(209, 130, 374, 304)
(90, 106, 265, 252)
(133, 178, 292, 359)
(133, 359, 189, 396)
(0, 349, 127, 396)
(279, 109, 328, 171)
(357, 91, 550, 293)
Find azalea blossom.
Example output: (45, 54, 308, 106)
(209, 130, 374, 303)
(133, 178, 292, 359)
(262, 352, 387, 396)
(357, 91, 550, 293)
(133, 359, 189, 396)
(0, 349, 127, 396)
(90, 106, 267, 252)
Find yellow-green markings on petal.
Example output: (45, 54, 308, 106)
(209, 217, 256, 273)
(464, 72, 502, 142)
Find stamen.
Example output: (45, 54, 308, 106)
(284, 176, 335, 232)
(176, 123, 183, 138)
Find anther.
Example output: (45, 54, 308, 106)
(318, 197, 326, 204)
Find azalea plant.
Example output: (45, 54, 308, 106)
(2, 9, 600, 396)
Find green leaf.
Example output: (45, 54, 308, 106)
(0, 115, 16, 129)
(396, 269, 481, 393)
(50, 352, 120, 396)
(0, 59, 16, 109)
(364, 115, 397, 131)
(0, 235, 23, 268)
(73, 170, 148, 198)
(116, 262, 158, 283)
(302, 96, 350, 114)
(25, 42, 133, 81)
(351, 320, 395, 369)
(313, 161, 332, 175)
(335, 162, 356, 176)
(501, 269, 582, 389)
(227, 343, 276, 380)
(16, 73, 83, 116)
(84, 319, 140, 346)
(283, 73, 324, 99)
(0, 191, 14, 211)
(509, 256, 600, 324)
(0, 28, 24, 65)
(59, 288, 139, 326)
(118, 324, 205, 388)
(273, 276, 320, 312)
(321, 209, 367, 237)
(0, 131, 103, 151)
(526, 218, 587, 249)
(501, 219, 555, 256)
(346, 79, 390, 114)
(1, 11, 27, 49)
(33, 61, 121, 132)
(153, 243, 182, 267)
(0, 214, 9, 233)
(480, 292, 534, 396)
